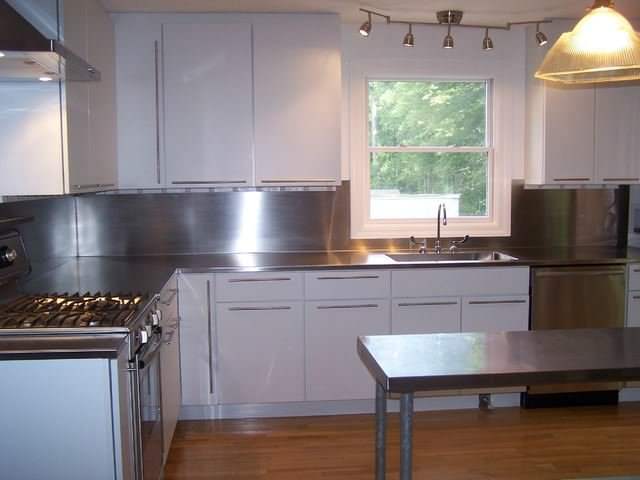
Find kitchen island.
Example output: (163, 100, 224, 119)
(357, 328, 640, 480)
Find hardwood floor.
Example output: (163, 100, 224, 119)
(164, 404, 640, 480)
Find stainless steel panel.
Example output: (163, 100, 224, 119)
(75, 181, 628, 256)
(530, 264, 626, 394)
(0, 196, 77, 280)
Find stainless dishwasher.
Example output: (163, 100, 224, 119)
(523, 264, 626, 407)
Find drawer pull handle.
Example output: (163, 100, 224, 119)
(632, 296, 640, 300)
(398, 302, 459, 307)
(317, 304, 379, 310)
(228, 306, 292, 312)
(206, 280, 214, 395)
(633, 269, 640, 273)
(228, 277, 292, 283)
(468, 300, 527, 305)
(159, 288, 178, 305)
(260, 179, 336, 184)
(171, 180, 247, 185)
(73, 183, 115, 189)
(603, 178, 639, 182)
(316, 275, 380, 281)
(553, 178, 591, 182)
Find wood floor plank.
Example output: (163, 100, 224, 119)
(164, 404, 640, 480)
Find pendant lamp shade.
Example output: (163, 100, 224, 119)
(535, 4, 640, 84)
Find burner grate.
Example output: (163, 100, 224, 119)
(0, 292, 147, 329)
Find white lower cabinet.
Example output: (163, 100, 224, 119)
(391, 298, 460, 335)
(461, 296, 530, 333)
(216, 302, 305, 404)
(305, 300, 390, 401)
(628, 293, 640, 327)
(178, 273, 215, 406)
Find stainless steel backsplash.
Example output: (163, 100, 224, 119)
(0, 182, 628, 258)
(76, 182, 627, 255)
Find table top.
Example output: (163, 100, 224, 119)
(357, 328, 640, 394)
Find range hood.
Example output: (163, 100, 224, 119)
(0, 1, 100, 82)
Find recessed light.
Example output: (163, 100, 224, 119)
(0, 52, 5, 58)
(39, 76, 53, 82)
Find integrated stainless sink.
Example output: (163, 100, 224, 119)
(386, 251, 519, 263)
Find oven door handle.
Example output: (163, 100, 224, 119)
(137, 335, 163, 371)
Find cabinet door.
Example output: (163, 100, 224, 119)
(628, 293, 640, 327)
(461, 296, 530, 333)
(178, 274, 214, 406)
(163, 23, 253, 187)
(392, 298, 460, 334)
(159, 275, 179, 462)
(86, 0, 117, 189)
(64, 81, 91, 193)
(544, 85, 595, 184)
(253, 16, 341, 186)
(114, 16, 164, 188)
(216, 302, 305, 404)
(305, 300, 390, 401)
(595, 83, 640, 184)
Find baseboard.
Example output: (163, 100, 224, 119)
(179, 393, 521, 420)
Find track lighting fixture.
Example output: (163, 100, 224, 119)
(535, 23, 548, 47)
(357, 8, 549, 52)
(482, 28, 494, 51)
(403, 24, 415, 47)
(359, 12, 372, 37)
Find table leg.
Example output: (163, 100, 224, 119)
(375, 382, 387, 480)
(400, 392, 414, 480)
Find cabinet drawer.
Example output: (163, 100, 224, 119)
(392, 267, 529, 298)
(215, 272, 303, 302)
(305, 270, 390, 300)
(392, 297, 461, 335)
(629, 264, 640, 291)
(461, 296, 530, 333)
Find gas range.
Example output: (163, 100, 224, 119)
(0, 292, 147, 330)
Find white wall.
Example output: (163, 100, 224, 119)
(340, 22, 527, 180)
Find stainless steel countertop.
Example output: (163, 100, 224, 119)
(0, 333, 127, 360)
(5, 246, 640, 358)
(20, 246, 640, 297)
(357, 328, 640, 393)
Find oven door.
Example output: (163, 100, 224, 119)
(132, 335, 164, 480)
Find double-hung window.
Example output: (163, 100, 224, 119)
(350, 65, 513, 239)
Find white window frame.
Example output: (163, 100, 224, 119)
(349, 59, 514, 239)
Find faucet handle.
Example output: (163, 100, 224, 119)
(410, 236, 427, 254)
(449, 235, 470, 253)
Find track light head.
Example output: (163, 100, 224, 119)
(360, 13, 372, 37)
(482, 28, 494, 51)
(443, 34, 454, 49)
(536, 23, 548, 46)
(403, 24, 415, 47)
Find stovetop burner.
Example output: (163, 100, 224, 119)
(0, 292, 147, 329)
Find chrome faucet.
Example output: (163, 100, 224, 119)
(434, 203, 447, 254)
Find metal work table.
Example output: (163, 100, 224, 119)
(357, 328, 640, 480)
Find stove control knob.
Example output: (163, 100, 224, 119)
(151, 310, 161, 327)
(0, 247, 17, 267)
(139, 328, 149, 345)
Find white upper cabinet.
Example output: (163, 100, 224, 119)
(525, 20, 640, 186)
(253, 16, 341, 186)
(114, 14, 342, 189)
(595, 83, 640, 184)
(542, 85, 595, 184)
(0, 0, 117, 196)
(163, 23, 254, 188)
(114, 17, 163, 188)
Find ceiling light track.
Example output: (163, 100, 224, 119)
(358, 8, 551, 50)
